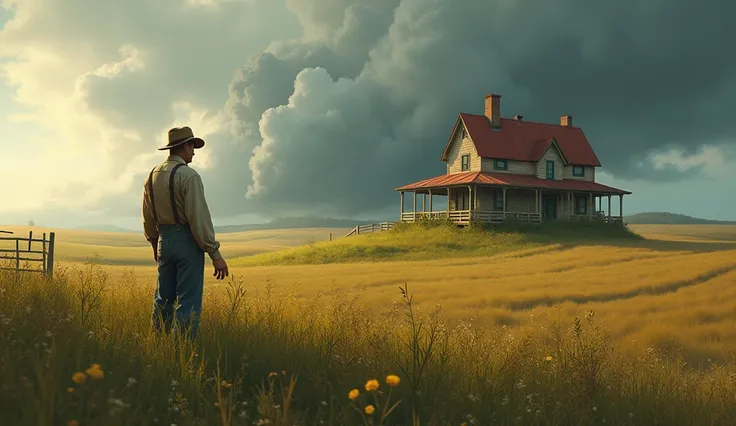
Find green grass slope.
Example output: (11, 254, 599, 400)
(230, 220, 642, 266)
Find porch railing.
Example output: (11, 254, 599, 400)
(400, 210, 542, 225)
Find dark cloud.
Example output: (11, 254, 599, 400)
(216, 0, 735, 219)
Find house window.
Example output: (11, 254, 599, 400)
(461, 154, 470, 171)
(461, 127, 468, 139)
(573, 166, 585, 177)
(493, 191, 507, 211)
(494, 159, 508, 171)
(546, 160, 555, 180)
(575, 195, 588, 215)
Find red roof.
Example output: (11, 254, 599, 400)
(395, 171, 631, 195)
(441, 114, 602, 167)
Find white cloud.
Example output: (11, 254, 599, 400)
(0, 0, 300, 222)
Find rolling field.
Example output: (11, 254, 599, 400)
(2, 222, 736, 424)
(2, 223, 735, 364)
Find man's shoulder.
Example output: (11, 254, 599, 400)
(177, 165, 200, 179)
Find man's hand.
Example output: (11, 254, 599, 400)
(212, 257, 229, 280)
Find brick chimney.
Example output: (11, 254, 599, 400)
(560, 115, 573, 127)
(485, 94, 501, 128)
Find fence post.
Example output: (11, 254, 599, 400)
(329, 232, 332, 241)
(47, 232, 55, 279)
(28, 231, 32, 252)
(42, 233, 47, 275)
(15, 239, 19, 272)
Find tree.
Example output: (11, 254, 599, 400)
(28, 220, 35, 227)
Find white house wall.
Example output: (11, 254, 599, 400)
(536, 146, 564, 180)
(446, 126, 481, 174)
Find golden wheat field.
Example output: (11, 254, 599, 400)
(2, 223, 736, 366)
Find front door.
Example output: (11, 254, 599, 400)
(541, 194, 557, 220)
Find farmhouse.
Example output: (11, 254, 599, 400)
(395, 93, 631, 225)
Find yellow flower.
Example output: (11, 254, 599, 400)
(72, 372, 87, 385)
(385, 374, 400, 387)
(68, 421, 79, 426)
(348, 388, 360, 400)
(364, 404, 375, 415)
(364, 379, 379, 391)
(545, 355, 553, 361)
(66, 387, 75, 393)
(85, 364, 104, 381)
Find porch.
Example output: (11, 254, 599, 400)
(395, 174, 630, 226)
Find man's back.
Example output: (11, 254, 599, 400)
(143, 155, 222, 262)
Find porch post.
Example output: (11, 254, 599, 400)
(413, 192, 417, 221)
(400, 191, 404, 218)
(447, 187, 451, 219)
(608, 195, 612, 222)
(589, 193, 593, 217)
(428, 189, 433, 212)
(569, 192, 573, 217)
(535, 189, 539, 213)
(619, 194, 623, 219)
(422, 192, 426, 212)
(502, 187, 507, 215)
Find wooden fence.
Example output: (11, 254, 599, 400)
(0, 230, 56, 278)
(344, 222, 395, 237)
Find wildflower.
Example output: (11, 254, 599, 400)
(67, 387, 75, 393)
(221, 380, 232, 389)
(68, 421, 79, 426)
(385, 374, 400, 387)
(85, 364, 104, 381)
(268, 372, 278, 378)
(365, 379, 379, 391)
(545, 355, 552, 361)
(72, 372, 87, 385)
(348, 389, 360, 400)
(364, 405, 375, 415)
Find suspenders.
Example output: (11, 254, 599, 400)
(148, 163, 186, 228)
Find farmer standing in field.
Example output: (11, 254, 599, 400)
(142, 126, 229, 339)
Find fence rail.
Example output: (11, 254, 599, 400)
(0, 230, 55, 277)
(344, 222, 395, 237)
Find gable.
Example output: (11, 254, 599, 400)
(440, 115, 468, 162)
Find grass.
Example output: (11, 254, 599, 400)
(231, 219, 642, 266)
(3, 261, 736, 426)
(3, 221, 736, 424)
(0, 225, 347, 266)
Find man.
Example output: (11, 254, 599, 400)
(142, 126, 229, 339)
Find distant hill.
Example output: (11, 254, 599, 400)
(625, 212, 736, 225)
(74, 225, 138, 233)
(213, 216, 383, 233)
(71, 216, 386, 234)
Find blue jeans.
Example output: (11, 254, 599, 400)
(152, 224, 205, 339)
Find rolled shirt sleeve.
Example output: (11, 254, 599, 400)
(182, 173, 222, 261)
(142, 173, 159, 243)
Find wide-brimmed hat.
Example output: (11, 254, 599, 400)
(158, 126, 205, 150)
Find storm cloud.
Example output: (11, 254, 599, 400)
(218, 0, 736, 218)
(2, 0, 734, 225)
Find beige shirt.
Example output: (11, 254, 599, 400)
(142, 155, 222, 261)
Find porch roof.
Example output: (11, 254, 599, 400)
(395, 171, 632, 195)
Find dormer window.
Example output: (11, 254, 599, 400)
(573, 166, 585, 177)
(461, 127, 468, 140)
(494, 159, 508, 171)
(461, 154, 470, 171)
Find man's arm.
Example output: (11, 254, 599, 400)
(182, 173, 222, 261)
(142, 173, 159, 259)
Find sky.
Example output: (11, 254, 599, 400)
(0, 0, 734, 231)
